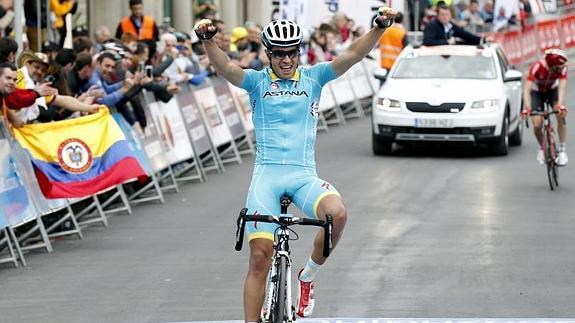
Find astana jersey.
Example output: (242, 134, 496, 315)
(239, 62, 337, 168)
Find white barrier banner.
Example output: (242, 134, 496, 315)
(347, 62, 373, 99)
(192, 85, 234, 147)
(149, 98, 195, 165)
(176, 87, 212, 156)
(362, 58, 381, 94)
(319, 85, 336, 112)
(139, 103, 170, 173)
(228, 83, 254, 132)
(329, 74, 355, 105)
(211, 77, 246, 140)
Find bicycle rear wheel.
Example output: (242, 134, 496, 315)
(270, 256, 288, 323)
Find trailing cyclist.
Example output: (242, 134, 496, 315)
(522, 48, 569, 166)
(194, 7, 397, 322)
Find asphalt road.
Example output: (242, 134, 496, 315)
(1, 74, 574, 323)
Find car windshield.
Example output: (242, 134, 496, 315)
(392, 54, 497, 79)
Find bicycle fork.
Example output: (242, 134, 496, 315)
(261, 240, 294, 322)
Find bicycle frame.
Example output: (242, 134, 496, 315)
(528, 102, 560, 190)
(235, 197, 333, 323)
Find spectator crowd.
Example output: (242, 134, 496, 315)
(0, 0, 537, 129)
(0, 0, 378, 132)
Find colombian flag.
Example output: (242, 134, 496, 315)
(11, 107, 147, 198)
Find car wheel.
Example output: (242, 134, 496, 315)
(372, 134, 393, 155)
(490, 113, 509, 156)
(509, 115, 523, 146)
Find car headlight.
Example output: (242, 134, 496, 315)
(376, 98, 401, 112)
(470, 99, 498, 112)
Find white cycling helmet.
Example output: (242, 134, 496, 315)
(262, 20, 303, 49)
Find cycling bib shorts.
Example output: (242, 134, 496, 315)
(245, 164, 340, 241)
(239, 62, 339, 241)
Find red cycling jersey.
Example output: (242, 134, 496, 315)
(527, 61, 568, 92)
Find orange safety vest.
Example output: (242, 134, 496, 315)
(379, 24, 406, 70)
(120, 16, 155, 40)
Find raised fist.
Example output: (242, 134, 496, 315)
(194, 19, 218, 41)
(374, 7, 397, 29)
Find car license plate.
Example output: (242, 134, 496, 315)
(414, 118, 454, 128)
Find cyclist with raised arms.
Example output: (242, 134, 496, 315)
(195, 7, 397, 322)
(522, 48, 569, 166)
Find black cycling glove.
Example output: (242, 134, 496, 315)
(194, 19, 218, 41)
(374, 8, 395, 29)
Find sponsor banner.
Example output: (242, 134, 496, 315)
(560, 12, 575, 48)
(494, 32, 515, 63)
(319, 82, 336, 112)
(537, 19, 561, 52)
(504, 30, 523, 65)
(148, 97, 195, 165)
(210, 77, 246, 140)
(521, 24, 538, 62)
(0, 139, 36, 227)
(138, 99, 171, 173)
(176, 86, 212, 156)
(328, 74, 356, 105)
(191, 84, 234, 147)
(228, 83, 254, 132)
(346, 62, 373, 99)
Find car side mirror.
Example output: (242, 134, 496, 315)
(374, 68, 388, 81)
(504, 69, 522, 82)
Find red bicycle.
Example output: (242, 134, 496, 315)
(527, 102, 561, 190)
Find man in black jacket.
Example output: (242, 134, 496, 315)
(423, 2, 483, 46)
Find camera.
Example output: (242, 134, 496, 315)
(145, 65, 153, 78)
(44, 75, 56, 83)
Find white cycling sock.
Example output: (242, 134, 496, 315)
(559, 143, 566, 152)
(299, 257, 322, 282)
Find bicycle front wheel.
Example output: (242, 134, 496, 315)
(270, 256, 288, 323)
(552, 148, 559, 187)
(545, 131, 556, 190)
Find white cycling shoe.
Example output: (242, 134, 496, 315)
(537, 149, 545, 165)
(556, 151, 568, 166)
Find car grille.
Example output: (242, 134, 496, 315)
(377, 125, 496, 142)
(405, 102, 465, 113)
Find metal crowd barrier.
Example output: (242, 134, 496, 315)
(0, 61, 380, 269)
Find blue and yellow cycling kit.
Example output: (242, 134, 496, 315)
(240, 62, 341, 241)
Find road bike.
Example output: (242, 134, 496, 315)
(527, 102, 563, 190)
(235, 196, 333, 323)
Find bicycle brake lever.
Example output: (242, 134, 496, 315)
(235, 208, 248, 251)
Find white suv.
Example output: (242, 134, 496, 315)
(372, 44, 523, 155)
